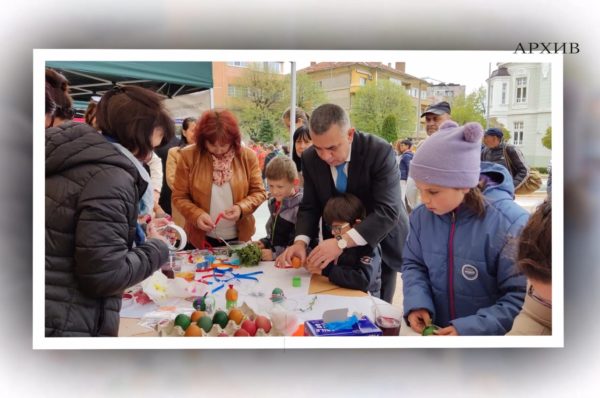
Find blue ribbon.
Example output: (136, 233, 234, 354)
(209, 270, 264, 294)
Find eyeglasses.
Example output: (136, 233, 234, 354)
(331, 223, 350, 235)
(528, 285, 552, 308)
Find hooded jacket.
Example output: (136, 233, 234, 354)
(46, 121, 169, 337)
(401, 162, 529, 335)
(259, 190, 303, 258)
(481, 142, 528, 188)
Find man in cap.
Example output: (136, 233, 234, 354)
(405, 101, 453, 210)
(481, 127, 529, 189)
(421, 101, 452, 136)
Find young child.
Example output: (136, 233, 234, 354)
(316, 193, 382, 297)
(257, 156, 302, 260)
(402, 120, 529, 336)
(507, 199, 552, 335)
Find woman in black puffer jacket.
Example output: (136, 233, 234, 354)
(45, 74, 174, 336)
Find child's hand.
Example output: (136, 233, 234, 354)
(260, 249, 274, 261)
(407, 309, 432, 334)
(436, 325, 458, 336)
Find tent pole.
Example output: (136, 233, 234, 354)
(290, 61, 297, 156)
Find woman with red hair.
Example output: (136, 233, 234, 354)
(172, 109, 267, 248)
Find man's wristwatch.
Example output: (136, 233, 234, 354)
(336, 235, 348, 250)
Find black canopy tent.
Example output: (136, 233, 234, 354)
(46, 61, 213, 114)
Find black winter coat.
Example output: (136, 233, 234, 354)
(481, 142, 528, 188)
(45, 121, 169, 337)
(322, 244, 382, 297)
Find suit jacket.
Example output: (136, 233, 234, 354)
(297, 131, 409, 269)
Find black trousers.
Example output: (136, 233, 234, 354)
(379, 261, 397, 304)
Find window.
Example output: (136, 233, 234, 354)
(228, 61, 249, 68)
(515, 77, 527, 103)
(421, 91, 427, 99)
(501, 82, 507, 104)
(359, 77, 367, 86)
(227, 85, 248, 98)
(389, 78, 402, 86)
(490, 85, 494, 104)
(513, 121, 524, 145)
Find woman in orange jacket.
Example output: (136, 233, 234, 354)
(171, 109, 267, 248)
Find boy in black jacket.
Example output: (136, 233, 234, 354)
(256, 156, 303, 260)
(319, 193, 382, 297)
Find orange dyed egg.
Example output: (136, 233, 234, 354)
(291, 256, 302, 268)
(228, 308, 244, 325)
(190, 311, 205, 322)
(184, 323, 203, 337)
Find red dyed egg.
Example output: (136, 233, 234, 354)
(241, 319, 257, 336)
(234, 329, 250, 337)
(255, 315, 272, 333)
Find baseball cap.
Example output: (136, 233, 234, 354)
(421, 101, 451, 117)
(484, 127, 504, 138)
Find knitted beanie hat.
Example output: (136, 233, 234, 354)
(409, 121, 484, 188)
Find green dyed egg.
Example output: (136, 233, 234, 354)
(422, 325, 438, 336)
(212, 310, 229, 329)
(174, 314, 192, 331)
(197, 315, 213, 333)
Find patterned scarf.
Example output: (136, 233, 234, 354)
(211, 149, 235, 186)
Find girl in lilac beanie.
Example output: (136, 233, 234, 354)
(401, 121, 529, 336)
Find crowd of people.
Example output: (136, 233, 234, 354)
(44, 68, 552, 337)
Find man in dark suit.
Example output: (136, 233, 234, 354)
(276, 104, 409, 303)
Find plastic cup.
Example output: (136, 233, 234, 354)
(372, 303, 402, 336)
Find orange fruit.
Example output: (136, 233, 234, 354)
(190, 310, 205, 322)
(228, 308, 244, 325)
(291, 256, 302, 268)
(184, 323, 203, 337)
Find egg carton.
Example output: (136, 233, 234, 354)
(156, 302, 285, 337)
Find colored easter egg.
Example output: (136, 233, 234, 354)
(255, 315, 272, 333)
(174, 314, 191, 331)
(422, 325, 438, 336)
(228, 308, 244, 325)
(234, 329, 250, 337)
(197, 315, 213, 333)
(212, 310, 229, 329)
(190, 311, 205, 322)
(291, 256, 302, 268)
(241, 319, 257, 336)
(184, 323, 203, 337)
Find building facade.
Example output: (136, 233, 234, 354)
(488, 62, 552, 168)
(300, 62, 432, 134)
(211, 61, 285, 107)
(428, 82, 466, 104)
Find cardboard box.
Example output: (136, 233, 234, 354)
(304, 316, 382, 336)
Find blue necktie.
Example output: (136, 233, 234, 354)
(335, 163, 347, 193)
